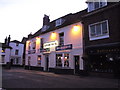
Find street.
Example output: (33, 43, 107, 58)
(2, 67, 120, 89)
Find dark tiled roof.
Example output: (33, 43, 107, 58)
(0, 43, 12, 49)
(10, 40, 24, 44)
(21, 37, 28, 43)
(31, 9, 87, 38)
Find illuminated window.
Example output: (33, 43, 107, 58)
(64, 54, 69, 67)
(2, 48, 5, 53)
(59, 32, 64, 46)
(56, 54, 62, 67)
(37, 55, 41, 65)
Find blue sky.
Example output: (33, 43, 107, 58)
(0, 0, 87, 42)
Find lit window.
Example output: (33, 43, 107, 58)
(37, 55, 41, 65)
(56, 54, 62, 67)
(89, 20, 109, 40)
(2, 49, 5, 53)
(64, 54, 69, 67)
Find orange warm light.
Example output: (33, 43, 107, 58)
(36, 37, 40, 49)
(50, 32, 57, 40)
(71, 25, 81, 35)
(73, 25, 81, 32)
(26, 40, 30, 50)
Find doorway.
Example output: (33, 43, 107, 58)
(45, 54, 49, 71)
(74, 56, 80, 74)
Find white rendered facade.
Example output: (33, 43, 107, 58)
(9, 42, 24, 65)
(0, 46, 11, 65)
(25, 22, 84, 73)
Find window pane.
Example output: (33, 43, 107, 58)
(56, 54, 62, 67)
(88, 2, 94, 12)
(102, 21, 108, 34)
(94, 2, 100, 9)
(37, 55, 41, 65)
(96, 24, 101, 35)
(90, 25, 96, 37)
(100, 0, 107, 7)
(59, 32, 64, 46)
(64, 54, 69, 67)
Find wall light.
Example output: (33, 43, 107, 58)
(73, 25, 80, 32)
(51, 32, 57, 40)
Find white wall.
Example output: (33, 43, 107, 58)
(9, 42, 24, 65)
(25, 22, 84, 70)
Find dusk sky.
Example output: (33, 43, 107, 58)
(0, 0, 87, 43)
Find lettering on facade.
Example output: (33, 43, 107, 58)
(43, 41, 58, 52)
(56, 44, 72, 51)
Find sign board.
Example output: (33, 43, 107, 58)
(56, 44, 72, 51)
(43, 41, 58, 52)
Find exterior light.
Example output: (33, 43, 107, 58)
(73, 25, 80, 32)
(51, 32, 57, 40)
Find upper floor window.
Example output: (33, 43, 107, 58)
(41, 25, 49, 32)
(55, 18, 65, 27)
(32, 41, 36, 50)
(28, 42, 31, 50)
(88, 0, 107, 12)
(59, 32, 64, 46)
(89, 20, 109, 40)
(16, 43, 19, 46)
(15, 49, 19, 55)
(40, 38, 44, 49)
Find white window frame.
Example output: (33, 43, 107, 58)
(55, 18, 65, 27)
(41, 25, 49, 32)
(89, 20, 109, 41)
(88, 0, 107, 12)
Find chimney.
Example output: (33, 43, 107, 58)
(4, 36, 8, 45)
(43, 14, 50, 26)
(28, 33, 32, 39)
(8, 35, 11, 45)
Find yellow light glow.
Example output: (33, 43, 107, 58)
(50, 32, 57, 40)
(73, 25, 80, 32)
(71, 25, 82, 36)
(1, 50, 4, 53)
(36, 37, 40, 49)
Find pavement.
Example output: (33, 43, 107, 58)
(2, 67, 120, 89)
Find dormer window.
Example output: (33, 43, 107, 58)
(41, 25, 49, 32)
(88, 0, 107, 12)
(55, 18, 65, 27)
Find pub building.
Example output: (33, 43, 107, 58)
(82, 0, 120, 77)
(25, 10, 87, 74)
